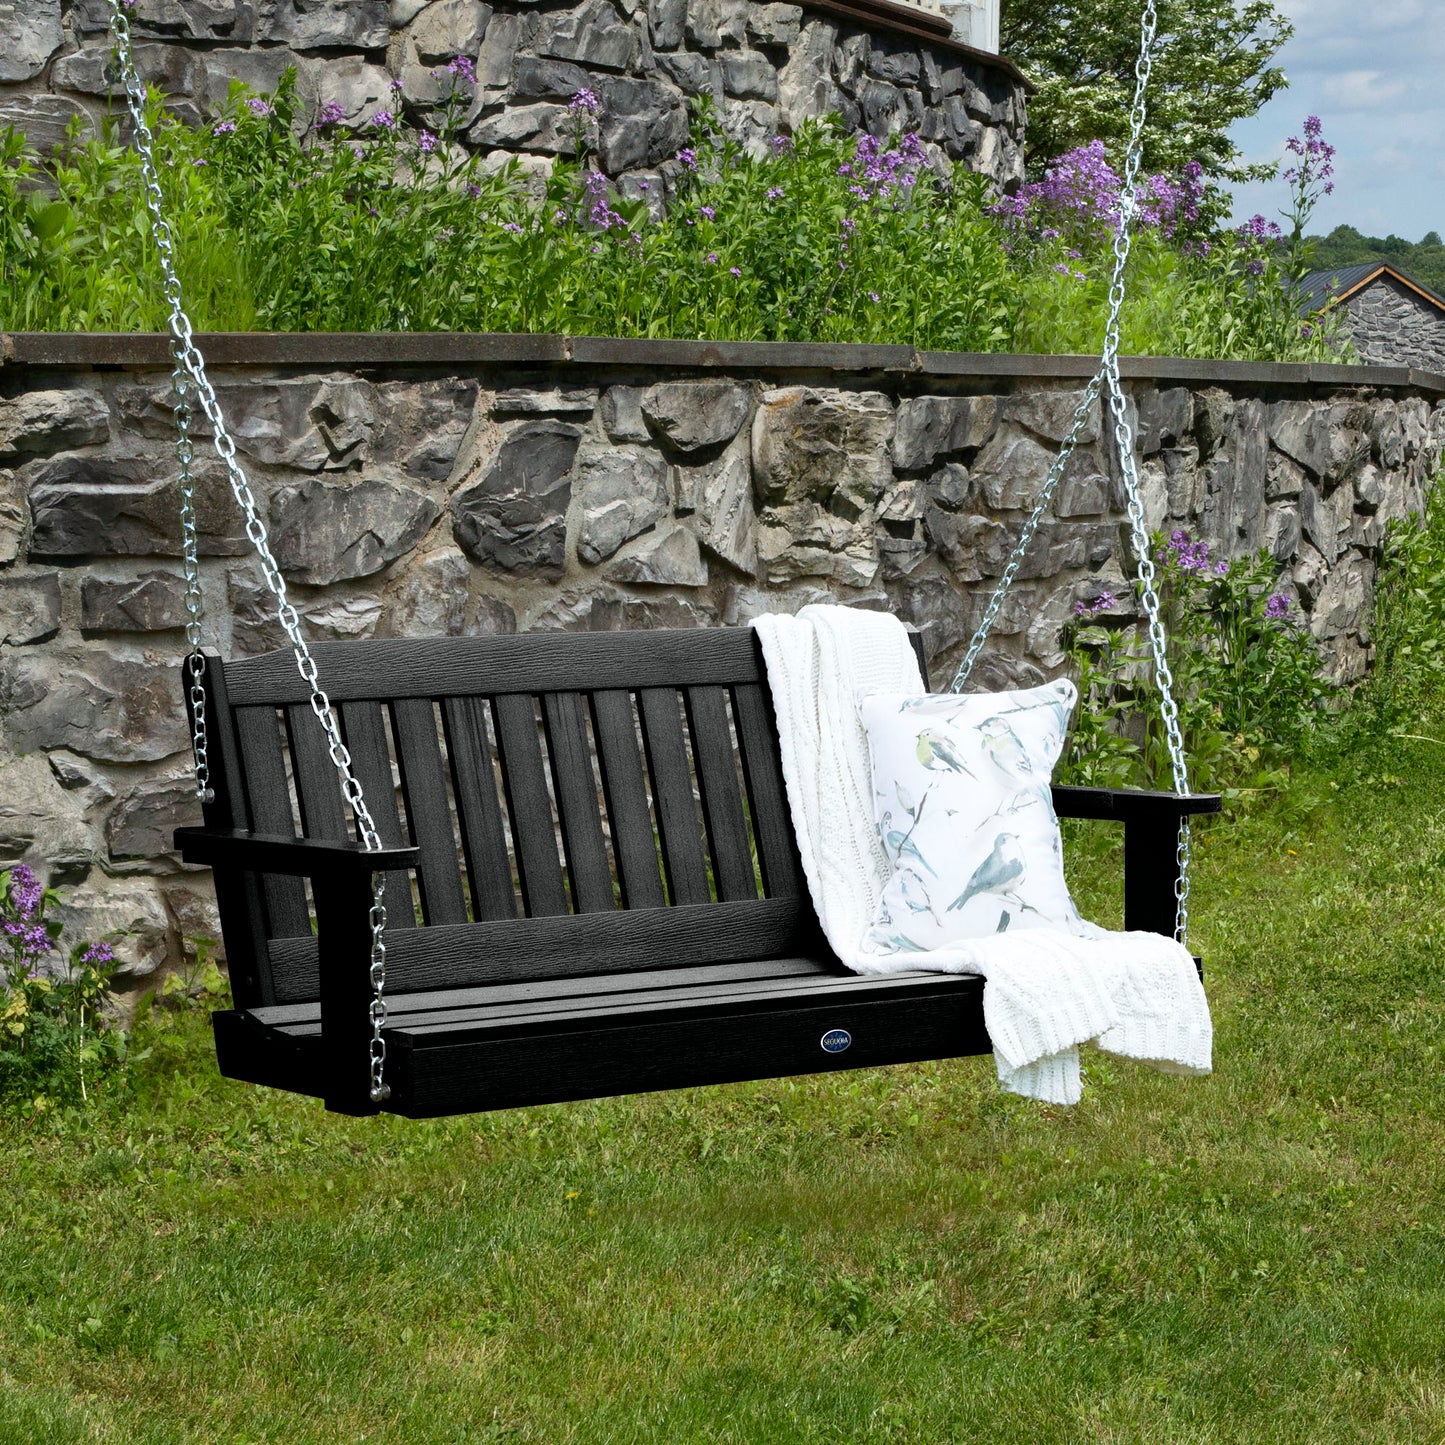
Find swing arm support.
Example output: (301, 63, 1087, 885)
(176, 827, 422, 1114)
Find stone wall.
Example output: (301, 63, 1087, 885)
(2, 335, 1443, 984)
(1340, 276, 1445, 374)
(0, 0, 1028, 195)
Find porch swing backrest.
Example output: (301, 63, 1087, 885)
(203, 626, 877, 1013)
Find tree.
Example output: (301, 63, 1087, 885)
(1001, 0, 1293, 183)
(1307, 225, 1445, 297)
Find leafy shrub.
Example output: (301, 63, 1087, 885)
(1358, 479, 1445, 732)
(128, 938, 230, 1080)
(0, 864, 128, 1112)
(999, 124, 1346, 363)
(1061, 530, 1335, 796)
(0, 71, 1346, 364)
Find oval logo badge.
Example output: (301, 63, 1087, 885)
(820, 1028, 852, 1054)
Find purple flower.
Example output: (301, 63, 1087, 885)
(389, 77, 404, 94)
(868, 291, 881, 303)
(1214, 560, 1230, 576)
(81, 941, 114, 967)
(191, 158, 209, 167)
(569, 88, 601, 118)
(840, 132, 929, 207)
(1238, 214, 1283, 244)
(729, 266, 741, 277)
(1162, 529, 1211, 573)
(418, 129, 438, 153)
(676, 147, 697, 171)
(6, 864, 41, 922)
(246, 98, 271, 118)
(213, 119, 237, 135)
(466, 182, 482, 199)
(502, 221, 523, 235)
(448, 54, 477, 85)
(1284, 115, 1336, 199)
(990, 140, 1203, 247)
(699, 205, 715, 221)
(581, 169, 626, 231)
(372, 110, 396, 130)
(771, 134, 793, 155)
(318, 100, 346, 127)
(765, 186, 785, 201)
(1072, 589, 1116, 619)
(1265, 592, 1291, 619)
(706, 252, 719, 264)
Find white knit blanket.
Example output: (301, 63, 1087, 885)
(751, 604, 1213, 1104)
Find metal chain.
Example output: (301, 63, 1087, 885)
(1098, 0, 1193, 945)
(108, 0, 393, 1101)
(949, 0, 1193, 945)
(950, 372, 1105, 691)
(172, 360, 213, 804)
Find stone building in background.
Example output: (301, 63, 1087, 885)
(0, 0, 1029, 196)
(1300, 262, 1445, 373)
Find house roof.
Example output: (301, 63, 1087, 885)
(1298, 261, 1445, 316)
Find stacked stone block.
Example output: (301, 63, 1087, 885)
(1337, 276, 1445, 374)
(1, 347, 1442, 982)
(0, 0, 1027, 195)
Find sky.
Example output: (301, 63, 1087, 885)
(1225, 0, 1445, 242)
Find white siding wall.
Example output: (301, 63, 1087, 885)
(888, 0, 1000, 54)
(948, 0, 1001, 53)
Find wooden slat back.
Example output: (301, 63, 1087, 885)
(686, 686, 757, 902)
(232, 706, 310, 941)
(206, 628, 822, 1001)
(440, 697, 516, 922)
(337, 701, 415, 930)
(590, 689, 667, 910)
(542, 693, 614, 914)
(391, 698, 469, 926)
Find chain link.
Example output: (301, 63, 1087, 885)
(108, 0, 392, 1101)
(172, 360, 214, 804)
(949, 0, 1193, 945)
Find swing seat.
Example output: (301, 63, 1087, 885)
(176, 626, 1220, 1117)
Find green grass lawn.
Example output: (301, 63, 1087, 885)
(3, 738, 1444, 1444)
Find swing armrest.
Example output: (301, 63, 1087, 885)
(174, 827, 421, 879)
(1050, 786, 1222, 823)
(1049, 788, 1220, 940)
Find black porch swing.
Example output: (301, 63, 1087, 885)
(103, 0, 1220, 1117)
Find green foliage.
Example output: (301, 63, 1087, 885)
(0, 865, 129, 1113)
(1356, 482, 1445, 734)
(1001, 0, 1293, 185)
(129, 938, 231, 1079)
(1305, 224, 1445, 298)
(1011, 227, 1346, 363)
(0, 103, 253, 332)
(1061, 531, 1335, 797)
(0, 81, 1335, 365)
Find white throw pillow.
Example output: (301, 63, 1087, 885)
(858, 680, 1087, 953)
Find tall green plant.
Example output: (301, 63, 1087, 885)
(0, 864, 127, 1112)
(1361, 479, 1445, 731)
(1061, 530, 1335, 795)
